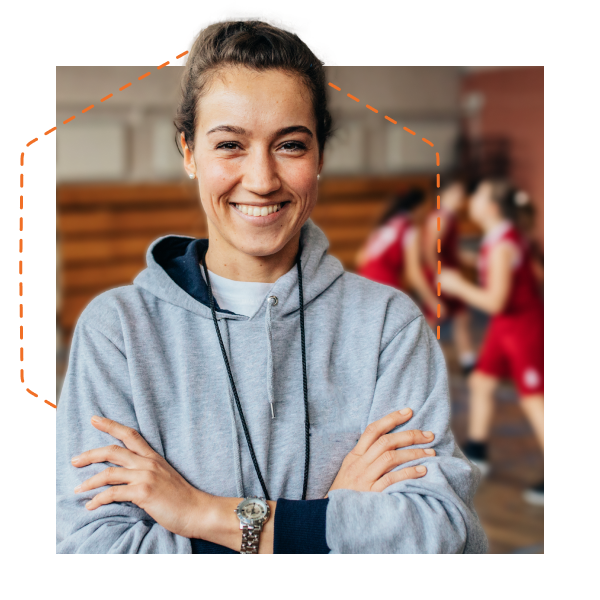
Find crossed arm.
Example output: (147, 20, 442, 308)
(71, 409, 435, 554)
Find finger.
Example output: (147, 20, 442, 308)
(75, 467, 145, 494)
(361, 428, 435, 465)
(353, 408, 414, 456)
(367, 447, 436, 481)
(370, 465, 428, 493)
(85, 483, 149, 511)
(71, 444, 143, 469)
(90, 416, 155, 458)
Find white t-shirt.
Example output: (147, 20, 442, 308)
(200, 268, 274, 317)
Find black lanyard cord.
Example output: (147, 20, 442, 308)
(297, 255, 310, 501)
(201, 252, 310, 502)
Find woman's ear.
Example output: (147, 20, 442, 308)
(181, 133, 196, 179)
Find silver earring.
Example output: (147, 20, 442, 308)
(317, 174, 321, 180)
(189, 173, 195, 180)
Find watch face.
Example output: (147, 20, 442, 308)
(237, 497, 269, 524)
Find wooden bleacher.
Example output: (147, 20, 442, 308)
(57, 175, 471, 341)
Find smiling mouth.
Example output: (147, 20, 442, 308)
(232, 201, 289, 216)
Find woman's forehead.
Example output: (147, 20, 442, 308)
(197, 67, 315, 133)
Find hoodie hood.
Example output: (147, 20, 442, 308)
(133, 218, 346, 500)
(133, 219, 345, 320)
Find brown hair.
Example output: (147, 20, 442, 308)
(484, 178, 531, 223)
(174, 20, 333, 156)
(377, 187, 427, 226)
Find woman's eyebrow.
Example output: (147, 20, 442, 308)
(205, 125, 313, 138)
(206, 125, 247, 135)
(273, 125, 313, 138)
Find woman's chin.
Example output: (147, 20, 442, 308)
(230, 236, 291, 258)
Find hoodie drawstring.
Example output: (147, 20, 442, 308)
(201, 253, 310, 501)
(220, 319, 245, 499)
(265, 296, 277, 419)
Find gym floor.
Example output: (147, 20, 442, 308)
(440, 311, 544, 554)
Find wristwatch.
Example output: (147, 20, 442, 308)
(234, 496, 271, 554)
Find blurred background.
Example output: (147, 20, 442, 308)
(56, 65, 543, 553)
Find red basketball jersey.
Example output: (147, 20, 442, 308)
(423, 208, 467, 320)
(357, 215, 414, 289)
(477, 221, 542, 315)
(437, 206, 460, 269)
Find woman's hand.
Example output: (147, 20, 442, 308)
(426, 298, 448, 322)
(72, 416, 208, 539)
(326, 408, 435, 496)
(438, 268, 465, 297)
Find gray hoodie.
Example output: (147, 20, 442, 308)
(56, 219, 487, 553)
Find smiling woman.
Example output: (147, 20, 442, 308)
(182, 67, 321, 276)
(56, 19, 488, 555)
(176, 33, 328, 280)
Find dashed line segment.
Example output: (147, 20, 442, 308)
(327, 81, 443, 339)
(19, 51, 190, 409)
(21, 67, 443, 408)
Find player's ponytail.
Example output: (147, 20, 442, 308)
(486, 178, 532, 224)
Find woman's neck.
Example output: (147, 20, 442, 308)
(203, 230, 300, 283)
(481, 215, 508, 234)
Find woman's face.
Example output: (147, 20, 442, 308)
(184, 66, 322, 258)
(442, 182, 465, 212)
(469, 181, 497, 226)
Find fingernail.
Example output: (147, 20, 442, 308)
(416, 466, 427, 473)
(85, 501, 93, 509)
(74, 484, 82, 493)
(424, 449, 436, 455)
(400, 408, 411, 415)
(422, 431, 433, 438)
(71, 455, 79, 463)
(91, 415, 102, 423)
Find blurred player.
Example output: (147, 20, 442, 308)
(439, 179, 544, 505)
(423, 177, 476, 375)
(356, 188, 439, 318)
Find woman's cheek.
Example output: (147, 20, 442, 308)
(201, 163, 238, 212)
(287, 162, 318, 211)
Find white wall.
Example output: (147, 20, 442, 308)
(323, 67, 462, 175)
(56, 66, 463, 181)
(56, 66, 184, 182)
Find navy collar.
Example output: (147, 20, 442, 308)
(155, 237, 237, 315)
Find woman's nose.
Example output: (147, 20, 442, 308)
(241, 150, 281, 196)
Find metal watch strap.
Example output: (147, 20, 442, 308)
(240, 523, 263, 554)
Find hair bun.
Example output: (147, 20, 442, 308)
(514, 190, 530, 206)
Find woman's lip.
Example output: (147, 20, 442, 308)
(230, 202, 290, 224)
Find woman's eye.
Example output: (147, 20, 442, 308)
(281, 142, 306, 150)
(216, 142, 241, 150)
(216, 141, 307, 152)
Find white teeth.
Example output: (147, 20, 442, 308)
(234, 203, 284, 215)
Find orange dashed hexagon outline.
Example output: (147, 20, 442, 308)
(19, 50, 442, 409)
